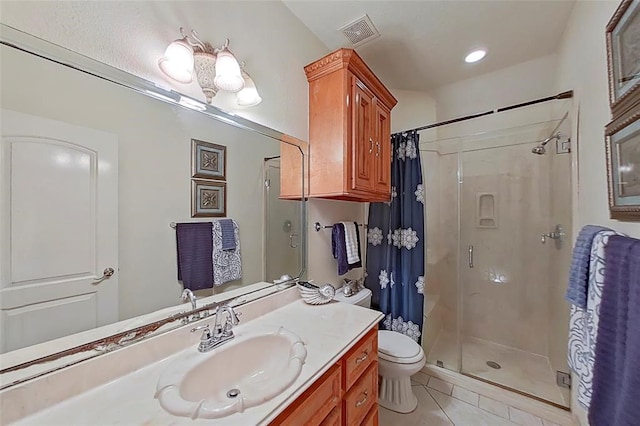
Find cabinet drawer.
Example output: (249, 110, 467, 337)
(320, 405, 342, 426)
(343, 362, 378, 426)
(343, 327, 377, 390)
(360, 404, 378, 426)
(274, 364, 341, 426)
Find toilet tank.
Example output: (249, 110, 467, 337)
(333, 287, 372, 308)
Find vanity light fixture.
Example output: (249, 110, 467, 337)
(158, 28, 261, 107)
(465, 49, 487, 63)
(236, 68, 262, 107)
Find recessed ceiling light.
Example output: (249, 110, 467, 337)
(465, 49, 487, 63)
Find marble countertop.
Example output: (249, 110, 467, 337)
(17, 299, 383, 425)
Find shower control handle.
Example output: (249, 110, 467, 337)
(468, 245, 474, 268)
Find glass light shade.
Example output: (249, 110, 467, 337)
(193, 51, 218, 104)
(236, 71, 262, 107)
(158, 38, 194, 84)
(213, 47, 244, 92)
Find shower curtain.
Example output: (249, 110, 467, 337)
(365, 130, 425, 342)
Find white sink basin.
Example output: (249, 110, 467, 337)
(155, 326, 307, 420)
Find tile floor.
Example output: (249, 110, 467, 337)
(379, 372, 565, 426)
(426, 331, 570, 406)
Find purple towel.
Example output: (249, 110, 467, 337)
(175, 222, 213, 291)
(219, 219, 236, 251)
(589, 235, 640, 426)
(332, 223, 349, 275)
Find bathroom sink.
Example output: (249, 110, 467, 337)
(155, 326, 307, 420)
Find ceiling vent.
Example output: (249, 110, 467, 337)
(339, 14, 380, 47)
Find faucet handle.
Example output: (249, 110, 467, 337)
(191, 324, 212, 340)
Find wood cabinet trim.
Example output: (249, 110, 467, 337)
(304, 48, 397, 111)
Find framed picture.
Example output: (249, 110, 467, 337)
(192, 139, 226, 180)
(191, 179, 226, 217)
(606, 0, 640, 116)
(605, 106, 640, 220)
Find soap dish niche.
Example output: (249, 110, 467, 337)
(476, 192, 498, 229)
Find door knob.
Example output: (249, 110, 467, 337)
(92, 267, 115, 284)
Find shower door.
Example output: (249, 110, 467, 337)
(458, 125, 572, 407)
(263, 159, 302, 282)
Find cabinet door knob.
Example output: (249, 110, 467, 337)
(355, 350, 368, 364)
(355, 391, 368, 407)
(369, 138, 374, 154)
(376, 141, 380, 157)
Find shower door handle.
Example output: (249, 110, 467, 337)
(289, 233, 299, 248)
(468, 245, 474, 268)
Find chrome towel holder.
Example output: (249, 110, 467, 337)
(314, 222, 367, 232)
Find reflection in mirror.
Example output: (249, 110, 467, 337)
(0, 26, 306, 387)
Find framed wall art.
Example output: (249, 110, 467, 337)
(192, 139, 226, 180)
(605, 108, 640, 220)
(606, 0, 640, 116)
(191, 179, 227, 217)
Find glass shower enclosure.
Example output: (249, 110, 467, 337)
(421, 110, 573, 408)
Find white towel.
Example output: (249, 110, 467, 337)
(211, 220, 242, 285)
(568, 230, 625, 409)
(341, 221, 360, 264)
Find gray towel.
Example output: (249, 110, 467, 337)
(219, 219, 236, 250)
(565, 225, 609, 308)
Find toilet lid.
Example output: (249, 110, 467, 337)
(378, 330, 424, 364)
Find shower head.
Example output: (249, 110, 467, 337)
(531, 132, 561, 155)
(531, 145, 546, 155)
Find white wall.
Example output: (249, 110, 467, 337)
(0, 1, 328, 141)
(434, 54, 562, 139)
(555, 0, 640, 239)
(554, 1, 640, 423)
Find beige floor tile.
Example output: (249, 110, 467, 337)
(509, 406, 544, 426)
(478, 395, 510, 419)
(428, 389, 517, 426)
(427, 376, 453, 395)
(378, 386, 453, 426)
(411, 371, 431, 386)
(542, 420, 561, 426)
(452, 385, 479, 406)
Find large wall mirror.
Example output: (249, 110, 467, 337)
(0, 25, 307, 388)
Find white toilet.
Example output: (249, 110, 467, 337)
(334, 287, 426, 413)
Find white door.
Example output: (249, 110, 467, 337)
(0, 110, 118, 353)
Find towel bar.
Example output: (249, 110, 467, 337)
(314, 222, 367, 232)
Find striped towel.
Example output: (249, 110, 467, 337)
(341, 221, 360, 264)
(565, 225, 609, 308)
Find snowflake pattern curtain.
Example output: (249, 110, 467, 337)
(365, 130, 425, 342)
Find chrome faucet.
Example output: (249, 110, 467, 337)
(181, 289, 197, 310)
(190, 304, 241, 352)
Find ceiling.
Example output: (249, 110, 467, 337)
(282, 1, 576, 92)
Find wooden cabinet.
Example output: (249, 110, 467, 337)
(294, 48, 397, 202)
(271, 327, 378, 425)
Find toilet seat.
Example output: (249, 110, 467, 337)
(378, 330, 424, 364)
